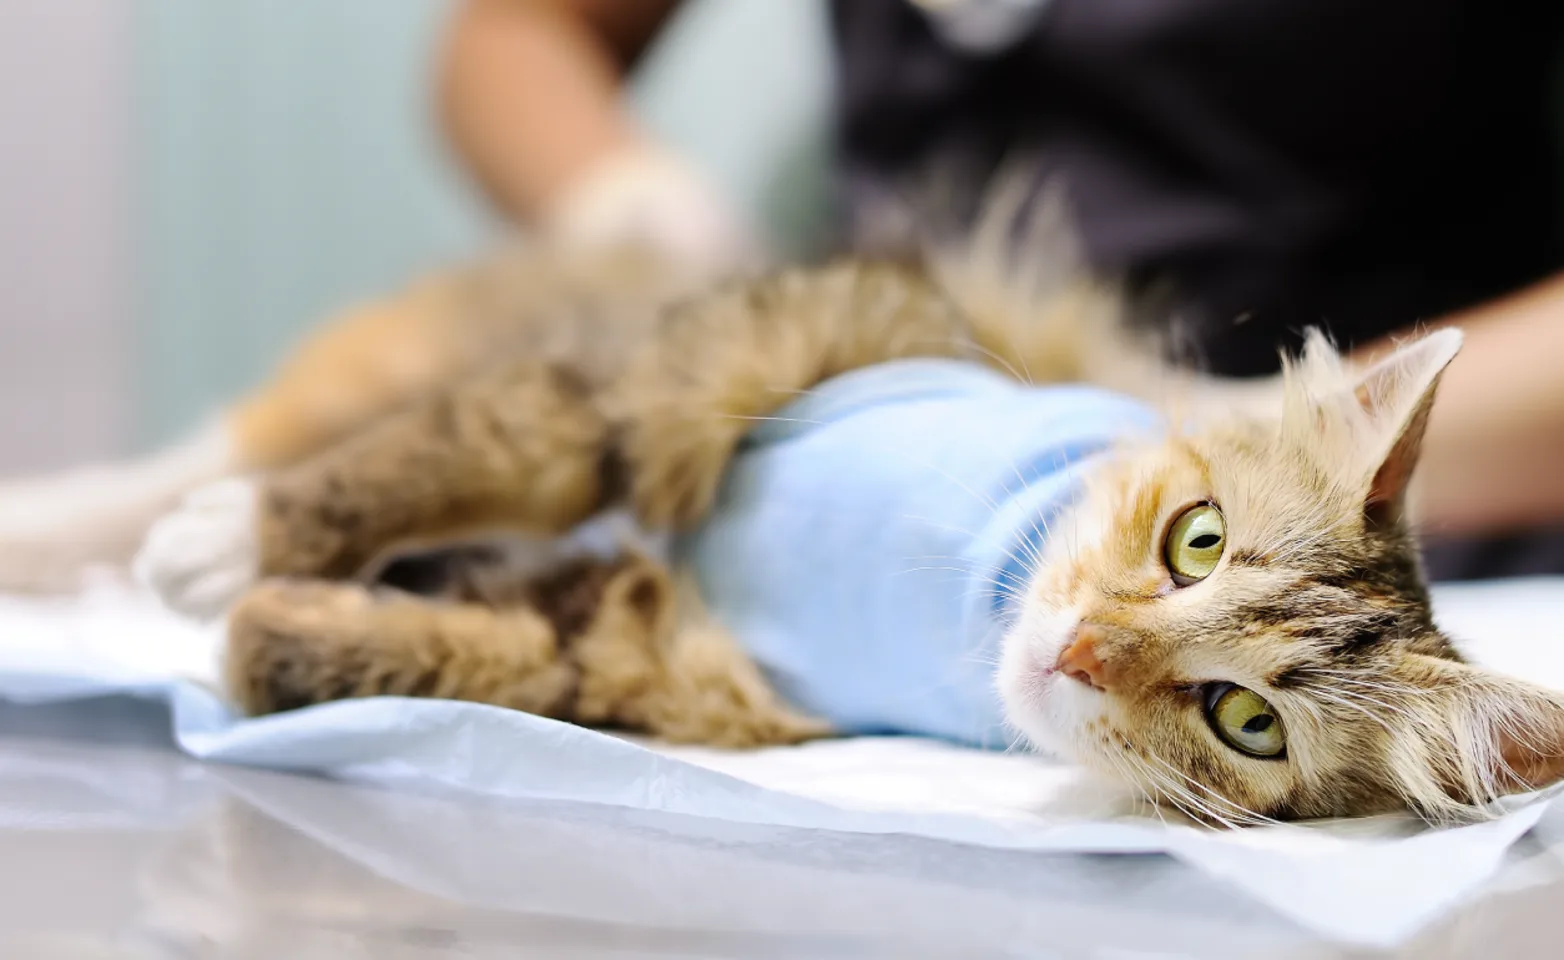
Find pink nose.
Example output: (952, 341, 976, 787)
(1056, 623, 1112, 691)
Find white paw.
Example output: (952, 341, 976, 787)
(135, 478, 261, 619)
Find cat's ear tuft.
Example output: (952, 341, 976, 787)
(1391, 653, 1564, 816)
(1351, 329, 1463, 524)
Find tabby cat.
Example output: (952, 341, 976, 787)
(4, 221, 1563, 827)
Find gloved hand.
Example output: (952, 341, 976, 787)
(540, 141, 763, 276)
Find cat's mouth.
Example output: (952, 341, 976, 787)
(998, 611, 1106, 760)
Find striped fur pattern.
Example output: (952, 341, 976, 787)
(10, 192, 1563, 823)
(209, 244, 1564, 823)
(1000, 329, 1564, 823)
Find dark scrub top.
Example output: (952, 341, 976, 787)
(827, 0, 1564, 580)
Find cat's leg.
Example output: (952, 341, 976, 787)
(224, 578, 576, 717)
(139, 358, 613, 617)
(226, 272, 474, 471)
(0, 274, 472, 594)
(224, 555, 825, 746)
(141, 260, 969, 616)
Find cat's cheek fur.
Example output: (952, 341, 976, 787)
(136, 477, 263, 619)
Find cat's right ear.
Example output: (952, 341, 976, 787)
(1349, 329, 1464, 525)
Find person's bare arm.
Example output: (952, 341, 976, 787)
(437, 0, 754, 267)
(437, 0, 678, 221)
(1357, 273, 1564, 537)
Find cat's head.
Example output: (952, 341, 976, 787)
(999, 329, 1564, 824)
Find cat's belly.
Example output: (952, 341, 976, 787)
(682, 474, 1016, 746)
(676, 359, 1158, 748)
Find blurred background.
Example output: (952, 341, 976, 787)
(0, 0, 833, 473)
(6, 0, 1564, 581)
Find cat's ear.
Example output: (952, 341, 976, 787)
(1391, 653, 1564, 814)
(1350, 329, 1463, 524)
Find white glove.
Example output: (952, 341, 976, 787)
(541, 143, 763, 275)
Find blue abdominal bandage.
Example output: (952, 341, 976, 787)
(678, 359, 1160, 748)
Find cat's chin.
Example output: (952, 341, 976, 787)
(997, 610, 1104, 764)
(1004, 671, 1104, 763)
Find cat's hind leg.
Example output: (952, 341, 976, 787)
(225, 578, 577, 718)
(225, 272, 474, 473)
(224, 554, 825, 747)
(138, 356, 614, 618)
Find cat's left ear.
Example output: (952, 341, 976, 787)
(1350, 329, 1464, 524)
(1393, 653, 1564, 811)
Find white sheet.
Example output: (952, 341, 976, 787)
(0, 573, 1561, 948)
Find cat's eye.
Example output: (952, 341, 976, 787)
(1204, 683, 1286, 758)
(1165, 503, 1226, 586)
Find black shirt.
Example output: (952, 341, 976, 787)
(828, 0, 1564, 579)
(830, 0, 1564, 375)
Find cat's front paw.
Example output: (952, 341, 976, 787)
(136, 478, 262, 619)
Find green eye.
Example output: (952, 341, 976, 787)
(1165, 503, 1226, 585)
(1205, 683, 1286, 758)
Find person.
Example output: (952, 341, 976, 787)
(435, 0, 1564, 580)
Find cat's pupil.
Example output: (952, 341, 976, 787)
(1189, 534, 1220, 549)
(1242, 715, 1274, 733)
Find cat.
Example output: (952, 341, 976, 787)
(4, 220, 1564, 827)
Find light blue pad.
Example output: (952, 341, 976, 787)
(3, 361, 1555, 949)
(0, 643, 1552, 950)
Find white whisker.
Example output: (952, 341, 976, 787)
(1140, 749, 1282, 827)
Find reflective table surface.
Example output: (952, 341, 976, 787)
(4, 699, 1564, 959)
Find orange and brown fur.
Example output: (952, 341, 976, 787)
(7, 215, 1564, 825)
(138, 247, 1065, 748)
(1001, 329, 1564, 823)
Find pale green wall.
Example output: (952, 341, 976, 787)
(137, 0, 832, 444)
